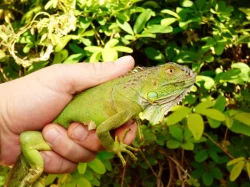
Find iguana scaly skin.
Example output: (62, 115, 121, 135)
(5, 62, 196, 187)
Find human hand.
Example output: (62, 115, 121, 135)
(0, 56, 136, 173)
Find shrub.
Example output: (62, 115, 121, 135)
(1, 0, 250, 186)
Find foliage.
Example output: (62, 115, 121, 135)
(1, 0, 250, 186)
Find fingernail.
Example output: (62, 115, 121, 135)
(115, 55, 134, 65)
(70, 125, 88, 142)
(43, 127, 59, 144)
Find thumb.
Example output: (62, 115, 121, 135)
(32, 55, 135, 94)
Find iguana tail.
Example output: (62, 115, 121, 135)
(4, 154, 46, 187)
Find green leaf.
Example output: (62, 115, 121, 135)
(181, 141, 194, 150)
(196, 0, 206, 10)
(116, 19, 134, 35)
(214, 95, 227, 112)
(227, 157, 245, 166)
(214, 42, 225, 55)
(145, 47, 164, 61)
(202, 171, 213, 186)
(161, 9, 180, 19)
(196, 75, 215, 90)
(230, 120, 250, 137)
(208, 149, 219, 163)
(78, 163, 87, 174)
(102, 48, 118, 62)
(195, 150, 208, 162)
(88, 158, 106, 174)
(98, 151, 114, 160)
(167, 139, 181, 149)
(237, 35, 250, 44)
(166, 106, 191, 126)
(211, 167, 223, 180)
(63, 53, 85, 64)
(143, 24, 173, 34)
(77, 178, 91, 187)
(225, 116, 233, 128)
(195, 101, 214, 113)
(230, 160, 245, 181)
(54, 35, 73, 52)
(133, 9, 153, 34)
(208, 117, 221, 128)
(169, 125, 183, 142)
(203, 54, 214, 63)
(113, 46, 133, 53)
(45, 174, 57, 185)
(187, 113, 204, 140)
(27, 61, 49, 73)
(198, 109, 225, 121)
(233, 112, 250, 126)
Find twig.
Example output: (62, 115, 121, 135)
(203, 132, 234, 159)
(121, 155, 128, 187)
(166, 157, 175, 187)
(0, 64, 8, 81)
(139, 148, 163, 186)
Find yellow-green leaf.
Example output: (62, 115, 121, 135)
(113, 46, 133, 53)
(161, 9, 180, 19)
(85, 46, 103, 53)
(198, 109, 225, 121)
(88, 158, 106, 175)
(102, 48, 118, 61)
(165, 106, 191, 126)
(89, 51, 101, 62)
(233, 112, 250, 126)
(247, 162, 250, 179)
(105, 39, 119, 48)
(78, 163, 87, 174)
(116, 19, 134, 35)
(161, 18, 177, 26)
(225, 116, 233, 128)
(187, 113, 204, 140)
(230, 161, 245, 181)
(195, 100, 214, 113)
(54, 35, 73, 52)
(77, 177, 91, 187)
(227, 157, 245, 166)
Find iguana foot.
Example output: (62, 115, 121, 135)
(20, 167, 43, 187)
(113, 135, 138, 167)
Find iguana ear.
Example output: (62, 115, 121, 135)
(139, 105, 168, 124)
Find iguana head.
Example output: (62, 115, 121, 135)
(139, 62, 196, 124)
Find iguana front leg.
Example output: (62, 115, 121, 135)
(96, 110, 138, 166)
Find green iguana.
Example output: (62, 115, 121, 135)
(5, 62, 196, 187)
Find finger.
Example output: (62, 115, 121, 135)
(68, 123, 104, 152)
(115, 121, 137, 144)
(68, 121, 137, 150)
(41, 151, 78, 174)
(42, 124, 96, 163)
(31, 55, 135, 94)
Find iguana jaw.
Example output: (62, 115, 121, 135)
(139, 85, 193, 124)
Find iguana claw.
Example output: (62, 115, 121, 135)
(114, 132, 138, 167)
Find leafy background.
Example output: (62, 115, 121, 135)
(1, 0, 250, 186)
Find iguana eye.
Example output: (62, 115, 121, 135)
(148, 91, 158, 101)
(166, 68, 174, 74)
